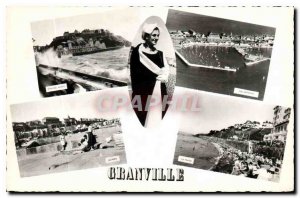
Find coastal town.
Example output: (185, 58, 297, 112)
(175, 105, 291, 182)
(170, 29, 274, 48)
(198, 106, 291, 143)
(33, 28, 131, 56)
(170, 29, 274, 71)
(32, 28, 131, 97)
(12, 116, 121, 149)
(12, 116, 126, 177)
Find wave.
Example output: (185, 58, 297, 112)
(35, 48, 61, 67)
(94, 67, 129, 82)
(36, 47, 130, 82)
(69, 60, 129, 82)
(70, 58, 129, 82)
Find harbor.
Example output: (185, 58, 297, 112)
(175, 50, 270, 100)
(166, 14, 273, 100)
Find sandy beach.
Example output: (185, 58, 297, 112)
(173, 132, 220, 170)
(17, 127, 126, 177)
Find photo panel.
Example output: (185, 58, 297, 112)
(166, 9, 276, 100)
(128, 16, 176, 127)
(31, 8, 140, 97)
(173, 90, 292, 183)
(10, 90, 127, 177)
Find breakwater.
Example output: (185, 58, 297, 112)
(175, 50, 237, 72)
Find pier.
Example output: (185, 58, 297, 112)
(175, 50, 237, 72)
(245, 58, 270, 66)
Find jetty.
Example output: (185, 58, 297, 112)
(245, 58, 270, 66)
(175, 50, 237, 72)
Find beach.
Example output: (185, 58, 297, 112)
(17, 127, 126, 177)
(173, 132, 220, 170)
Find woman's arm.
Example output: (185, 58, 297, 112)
(156, 52, 170, 83)
(162, 53, 170, 74)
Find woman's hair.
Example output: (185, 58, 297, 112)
(142, 27, 160, 41)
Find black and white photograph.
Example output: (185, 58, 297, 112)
(173, 92, 292, 182)
(31, 8, 140, 97)
(129, 16, 176, 127)
(5, 6, 294, 192)
(166, 9, 276, 100)
(10, 91, 127, 177)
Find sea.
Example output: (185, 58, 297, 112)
(177, 45, 272, 68)
(176, 45, 272, 100)
(36, 47, 131, 82)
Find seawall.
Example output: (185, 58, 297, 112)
(38, 64, 127, 86)
(175, 50, 237, 72)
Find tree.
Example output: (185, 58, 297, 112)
(205, 31, 211, 37)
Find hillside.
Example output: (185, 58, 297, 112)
(47, 30, 131, 50)
(242, 128, 272, 141)
(195, 127, 271, 142)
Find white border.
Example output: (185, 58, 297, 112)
(1, 0, 298, 196)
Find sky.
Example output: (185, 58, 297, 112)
(31, 8, 141, 46)
(178, 90, 276, 135)
(166, 9, 276, 36)
(10, 90, 120, 123)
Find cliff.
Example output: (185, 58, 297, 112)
(48, 30, 131, 50)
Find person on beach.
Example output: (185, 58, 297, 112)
(73, 127, 98, 154)
(59, 133, 67, 151)
(240, 161, 250, 177)
(82, 125, 97, 151)
(78, 134, 92, 152)
(129, 23, 170, 126)
(231, 160, 242, 176)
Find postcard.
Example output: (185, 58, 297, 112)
(6, 7, 294, 192)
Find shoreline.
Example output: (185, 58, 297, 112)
(209, 142, 224, 171)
